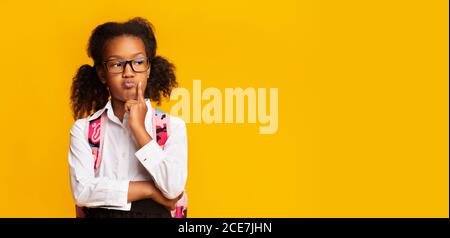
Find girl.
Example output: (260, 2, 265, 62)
(68, 17, 187, 218)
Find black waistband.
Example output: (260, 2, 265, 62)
(85, 199, 171, 218)
(131, 198, 169, 214)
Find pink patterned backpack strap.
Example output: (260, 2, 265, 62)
(153, 108, 169, 149)
(152, 108, 188, 218)
(86, 112, 107, 175)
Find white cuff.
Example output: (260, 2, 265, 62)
(135, 139, 164, 176)
(106, 180, 129, 207)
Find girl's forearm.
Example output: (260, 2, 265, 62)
(131, 126, 153, 149)
(127, 181, 154, 202)
(128, 181, 179, 210)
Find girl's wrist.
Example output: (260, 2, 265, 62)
(130, 123, 143, 134)
(131, 126, 153, 148)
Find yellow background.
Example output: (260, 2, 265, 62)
(0, 0, 447, 217)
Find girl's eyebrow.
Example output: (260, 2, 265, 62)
(105, 52, 146, 60)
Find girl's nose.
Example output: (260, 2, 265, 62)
(122, 62, 135, 77)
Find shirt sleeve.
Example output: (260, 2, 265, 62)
(68, 119, 129, 208)
(134, 117, 188, 199)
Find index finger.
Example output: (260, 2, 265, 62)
(137, 81, 144, 102)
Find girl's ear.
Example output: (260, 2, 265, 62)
(96, 65, 107, 84)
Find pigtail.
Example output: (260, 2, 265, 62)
(70, 64, 109, 120)
(147, 56, 178, 105)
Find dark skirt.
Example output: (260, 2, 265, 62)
(85, 199, 171, 218)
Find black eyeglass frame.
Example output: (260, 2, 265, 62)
(102, 57, 150, 74)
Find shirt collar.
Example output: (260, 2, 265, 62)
(87, 101, 110, 121)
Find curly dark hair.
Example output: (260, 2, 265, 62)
(70, 17, 177, 120)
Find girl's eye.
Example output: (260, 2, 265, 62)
(133, 59, 145, 65)
(111, 62, 122, 67)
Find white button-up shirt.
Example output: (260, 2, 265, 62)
(68, 99, 188, 211)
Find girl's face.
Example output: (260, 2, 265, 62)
(97, 36, 150, 103)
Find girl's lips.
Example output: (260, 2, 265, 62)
(123, 80, 136, 89)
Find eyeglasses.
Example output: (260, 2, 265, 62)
(103, 57, 150, 74)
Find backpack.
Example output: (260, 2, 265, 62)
(76, 108, 187, 218)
